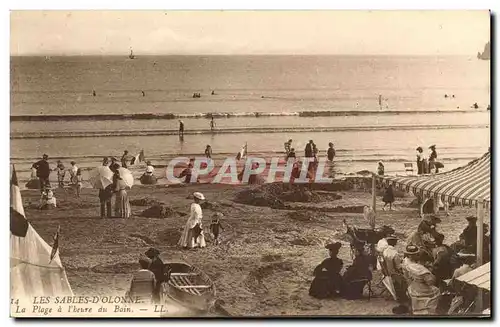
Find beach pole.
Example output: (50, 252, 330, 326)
(476, 199, 484, 313)
(371, 173, 376, 229)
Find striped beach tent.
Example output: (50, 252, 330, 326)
(376, 151, 490, 208)
(10, 165, 73, 305)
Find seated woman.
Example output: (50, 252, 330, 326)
(341, 241, 372, 300)
(309, 242, 343, 299)
(402, 245, 440, 315)
(39, 188, 57, 210)
(140, 161, 157, 185)
(126, 257, 156, 304)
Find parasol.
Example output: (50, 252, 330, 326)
(90, 166, 113, 189)
(117, 167, 134, 189)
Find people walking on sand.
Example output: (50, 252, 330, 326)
(75, 168, 83, 198)
(284, 139, 292, 155)
(382, 184, 395, 211)
(205, 145, 213, 159)
(179, 120, 185, 137)
(111, 163, 131, 218)
(56, 160, 66, 188)
(99, 157, 113, 218)
(416, 147, 424, 175)
(32, 154, 51, 192)
(327, 143, 336, 162)
(210, 117, 216, 131)
(121, 150, 129, 169)
(377, 161, 385, 176)
(210, 212, 225, 245)
(178, 192, 206, 249)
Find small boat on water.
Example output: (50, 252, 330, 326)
(162, 260, 216, 312)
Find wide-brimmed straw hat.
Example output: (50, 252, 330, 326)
(325, 242, 342, 251)
(404, 245, 420, 255)
(193, 192, 205, 200)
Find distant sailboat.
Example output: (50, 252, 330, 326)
(129, 48, 136, 60)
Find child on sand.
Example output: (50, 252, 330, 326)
(210, 212, 225, 245)
(75, 168, 83, 197)
(382, 184, 395, 211)
(377, 161, 385, 176)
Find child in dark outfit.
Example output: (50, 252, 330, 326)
(210, 212, 225, 245)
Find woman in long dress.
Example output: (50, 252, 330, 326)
(178, 192, 206, 249)
(111, 163, 131, 218)
(402, 245, 440, 315)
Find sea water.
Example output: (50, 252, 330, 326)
(10, 55, 490, 185)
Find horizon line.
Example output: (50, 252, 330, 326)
(10, 53, 476, 57)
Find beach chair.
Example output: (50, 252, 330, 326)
(404, 163, 414, 175)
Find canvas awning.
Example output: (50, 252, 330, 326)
(456, 262, 490, 291)
(377, 151, 490, 208)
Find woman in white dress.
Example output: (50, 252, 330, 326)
(178, 192, 206, 249)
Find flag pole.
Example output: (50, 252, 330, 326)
(371, 173, 376, 229)
(475, 199, 484, 313)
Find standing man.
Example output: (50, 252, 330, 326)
(32, 154, 51, 192)
(179, 120, 185, 137)
(210, 117, 216, 131)
(121, 150, 129, 169)
(327, 142, 336, 161)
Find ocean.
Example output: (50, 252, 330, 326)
(10, 55, 490, 186)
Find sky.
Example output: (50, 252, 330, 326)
(10, 10, 490, 56)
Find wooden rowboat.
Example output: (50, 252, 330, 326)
(162, 260, 216, 312)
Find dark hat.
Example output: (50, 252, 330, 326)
(144, 247, 160, 259)
(42, 154, 48, 159)
(325, 242, 342, 251)
(434, 232, 445, 243)
(416, 146, 423, 152)
(404, 245, 420, 255)
(429, 145, 436, 149)
(70, 161, 76, 165)
(386, 235, 398, 242)
(466, 216, 478, 222)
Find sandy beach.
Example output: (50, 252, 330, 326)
(22, 179, 485, 317)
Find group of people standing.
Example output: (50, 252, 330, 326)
(284, 139, 336, 162)
(98, 157, 131, 219)
(416, 145, 441, 174)
(178, 192, 225, 249)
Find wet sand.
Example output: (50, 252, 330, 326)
(22, 181, 484, 317)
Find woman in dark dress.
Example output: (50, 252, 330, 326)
(428, 145, 438, 173)
(382, 184, 395, 210)
(145, 247, 171, 303)
(341, 242, 372, 300)
(416, 147, 424, 175)
(309, 242, 343, 299)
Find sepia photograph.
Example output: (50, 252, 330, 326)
(9, 10, 491, 318)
